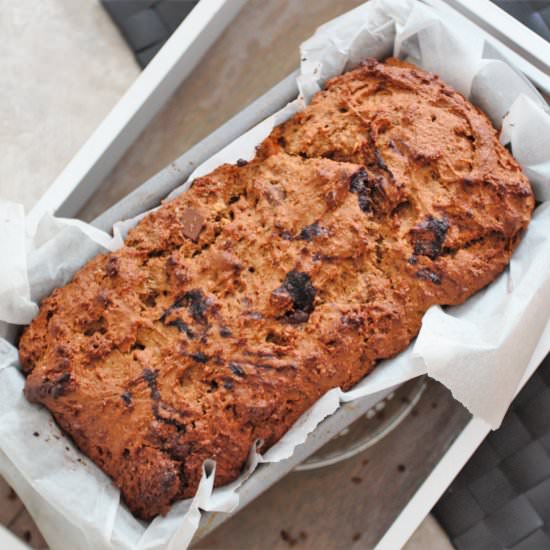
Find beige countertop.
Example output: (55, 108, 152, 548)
(0, 1, 455, 548)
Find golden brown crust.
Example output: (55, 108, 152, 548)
(19, 58, 534, 520)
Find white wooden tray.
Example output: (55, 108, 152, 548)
(3, 0, 549, 548)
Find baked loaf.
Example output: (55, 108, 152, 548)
(19, 58, 534, 520)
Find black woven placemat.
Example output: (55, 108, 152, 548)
(491, 0, 550, 41)
(434, 354, 550, 549)
(102, 2, 549, 68)
(101, 0, 200, 67)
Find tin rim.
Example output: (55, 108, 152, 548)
(295, 376, 427, 471)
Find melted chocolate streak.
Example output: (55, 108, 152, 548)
(280, 222, 327, 242)
(228, 363, 246, 377)
(168, 319, 195, 338)
(349, 168, 386, 214)
(36, 372, 71, 400)
(413, 216, 449, 260)
(121, 389, 133, 406)
(277, 271, 317, 324)
(159, 289, 212, 341)
(297, 222, 328, 241)
(368, 128, 395, 178)
(143, 368, 187, 432)
(190, 352, 208, 364)
(415, 268, 442, 285)
(161, 290, 209, 325)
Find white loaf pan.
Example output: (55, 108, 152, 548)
(4, 0, 550, 548)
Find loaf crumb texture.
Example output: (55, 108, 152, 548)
(19, 59, 534, 520)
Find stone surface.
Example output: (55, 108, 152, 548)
(0, 0, 138, 211)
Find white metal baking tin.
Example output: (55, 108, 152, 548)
(27, 0, 247, 229)
(11, 0, 550, 548)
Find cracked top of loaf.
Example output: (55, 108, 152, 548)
(19, 58, 534, 520)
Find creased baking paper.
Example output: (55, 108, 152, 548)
(0, 0, 549, 548)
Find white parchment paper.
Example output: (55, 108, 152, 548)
(0, 0, 549, 548)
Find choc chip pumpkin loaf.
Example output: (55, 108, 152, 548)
(19, 58, 534, 520)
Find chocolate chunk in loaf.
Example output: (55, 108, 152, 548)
(19, 59, 534, 520)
